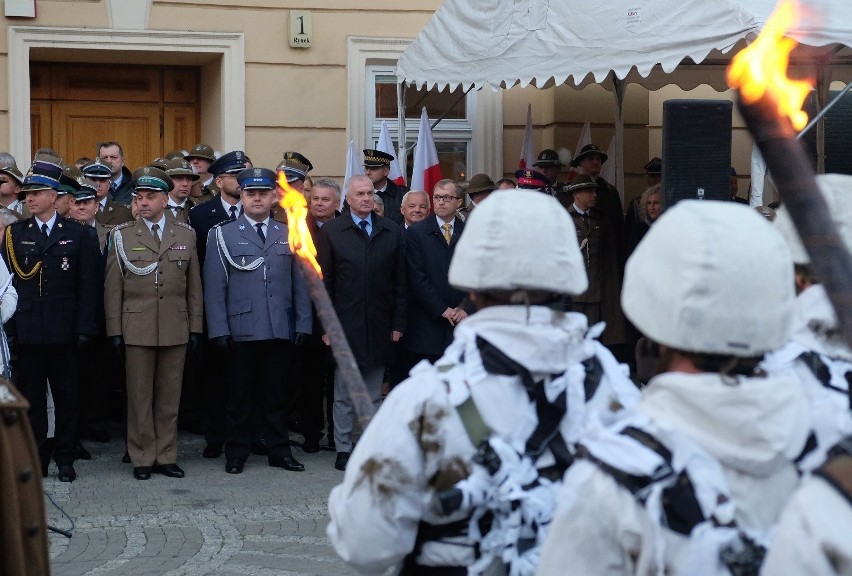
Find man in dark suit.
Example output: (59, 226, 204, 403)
(394, 179, 468, 388)
(97, 141, 135, 206)
(364, 149, 407, 226)
(3, 155, 98, 482)
(187, 150, 246, 459)
(203, 168, 312, 474)
(318, 174, 406, 471)
(188, 150, 246, 267)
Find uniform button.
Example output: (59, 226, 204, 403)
(27, 524, 40, 537)
(159, 296, 163, 299)
(19, 469, 33, 483)
(2, 410, 18, 426)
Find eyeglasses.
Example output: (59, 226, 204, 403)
(433, 195, 460, 203)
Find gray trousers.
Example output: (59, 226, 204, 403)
(333, 364, 384, 453)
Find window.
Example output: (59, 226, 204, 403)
(347, 37, 502, 186)
(368, 68, 473, 182)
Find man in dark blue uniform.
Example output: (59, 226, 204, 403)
(3, 154, 98, 482)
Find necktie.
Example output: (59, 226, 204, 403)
(229, 206, 238, 220)
(41, 223, 49, 237)
(151, 223, 161, 249)
(442, 222, 452, 245)
(171, 205, 182, 216)
(255, 222, 266, 243)
(358, 220, 369, 237)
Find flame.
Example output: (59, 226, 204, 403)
(277, 170, 322, 277)
(727, 0, 812, 130)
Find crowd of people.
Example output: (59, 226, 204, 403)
(1, 135, 850, 575)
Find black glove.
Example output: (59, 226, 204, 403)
(110, 335, 125, 359)
(187, 333, 202, 357)
(76, 334, 92, 350)
(210, 335, 233, 353)
(293, 332, 309, 347)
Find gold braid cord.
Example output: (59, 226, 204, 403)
(4, 225, 42, 280)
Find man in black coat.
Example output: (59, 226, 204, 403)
(318, 174, 406, 471)
(393, 179, 468, 387)
(3, 155, 98, 482)
(364, 149, 407, 226)
(187, 150, 247, 458)
(97, 141, 135, 206)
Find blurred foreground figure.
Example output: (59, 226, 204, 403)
(327, 189, 639, 575)
(539, 201, 812, 576)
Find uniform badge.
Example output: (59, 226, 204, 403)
(177, 260, 183, 270)
(239, 224, 245, 230)
(241, 256, 246, 266)
(61, 256, 69, 271)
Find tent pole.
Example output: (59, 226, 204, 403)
(397, 82, 407, 185)
(796, 81, 852, 140)
(613, 78, 626, 202)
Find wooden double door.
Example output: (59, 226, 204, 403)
(30, 63, 200, 168)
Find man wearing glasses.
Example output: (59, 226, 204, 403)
(391, 179, 469, 389)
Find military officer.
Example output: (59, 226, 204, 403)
(2, 155, 98, 482)
(55, 164, 82, 217)
(165, 157, 200, 223)
(203, 167, 312, 474)
(185, 143, 218, 205)
(363, 149, 407, 226)
(271, 156, 310, 222)
(105, 166, 203, 480)
(187, 150, 246, 460)
(533, 148, 565, 192)
(83, 160, 134, 226)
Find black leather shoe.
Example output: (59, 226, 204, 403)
(152, 463, 185, 478)
(302, 437, 320, 454)
(225, 459, 244, 474)
(203, 443, 223, 459)
(133, 466, 152, 480)
(268, 454, 305, 472)
(75, 442, 92, 461)
(334, 452, 350, 471)
(57, 464, 77, 482)
(122, 451, 131, 464)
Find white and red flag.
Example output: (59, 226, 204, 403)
(567, 119, 592, 180)
(410, 107, 442, 197)
(343, 139, 364, 211)
(378, 120, 406, 187)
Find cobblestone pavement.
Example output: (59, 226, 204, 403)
(44, 432, 359, 576)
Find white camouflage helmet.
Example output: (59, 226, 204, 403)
(448, 189, 588, 295)
(622, 200, 794, 357)
(774, 173, 852, 265)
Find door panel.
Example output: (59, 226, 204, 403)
(163, 105, 198, 155)
(50, 102, 161, 170)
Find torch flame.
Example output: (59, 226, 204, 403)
(727, 0, 812, 130)
(277, 170, 322, 277)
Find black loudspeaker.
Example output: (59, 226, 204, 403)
(662, 99, 733, 207)
(800, 90, 852, 175)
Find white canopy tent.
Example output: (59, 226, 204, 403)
(396, 0, 852, 193)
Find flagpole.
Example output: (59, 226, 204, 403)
(397, 81, 407, 185)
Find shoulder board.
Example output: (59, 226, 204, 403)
(113, 221, 136, 231)
(173, 220, 194, 231)
(211, 219, 238, 231)
(103, 223, 116, 230)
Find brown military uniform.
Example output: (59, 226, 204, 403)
(165, 199, 196, 225)
(190, 181, 218, 205)
(96, 200, 134, 227)
(104, 218, 203, 467)
(0, 379, 50, 576)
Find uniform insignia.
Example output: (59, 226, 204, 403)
(21, 240, 35, 245)
(241, 256, 246, 266)
(58, 222, 63, 227)
(237, 242, 249, 245)
(173, 221, 194, 230)
(170, 245, 187, 250)
(28, 223, 33, 228)
(58, 240, 74, 245)
(61, 257, 69, 271)
(273, 224, 280, 230)
(131, 247, 147, 251)
(239, 224, 245, 230)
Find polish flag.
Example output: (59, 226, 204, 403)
(378, 120, 406, 186)
(567, 120, 592, 180)
(519, 104, 535, 170)
(343, 140, 364, 211)
(410, 107, 442, 198)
